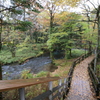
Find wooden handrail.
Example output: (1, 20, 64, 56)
(88, 56, 100, 97)
(88, 67, 99, 83)
(0, 77, 60, 92)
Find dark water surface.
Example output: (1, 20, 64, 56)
(2, 56, 57, 80)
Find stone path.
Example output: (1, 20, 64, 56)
(66, 55, 96, 100)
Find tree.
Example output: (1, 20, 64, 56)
(82, 0, 100, 72)
(59, 13, 82, 56)
(47, 32, 69, 59)
(0, 0, 43, 49)
(41, 0, 81, 34)
(2, 28, 22, 57)
(0, 0, 43, 89)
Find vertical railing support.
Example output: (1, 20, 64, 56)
(59, 79, 62, 92)
(19, 88, 25, 100)
(0, 92, 2, 100)
(48, 81, 53, 100)
(63, 78, 67, 99)
(64, 78, 67, 89)
(96, 83, 100, 96)
(58, 79, 62, 99)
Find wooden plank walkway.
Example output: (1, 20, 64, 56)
(66, 55, 96, 100)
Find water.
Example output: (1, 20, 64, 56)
(2, 56, 57, 80)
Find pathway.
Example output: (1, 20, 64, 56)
(66, 55, 96, 100)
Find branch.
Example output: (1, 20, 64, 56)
(81, 20, 98, 23)
(0, 5, 19, 13)
(0, 4, 6, 8)
(88, 0, 98, 10)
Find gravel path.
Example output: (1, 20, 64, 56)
(66, 55, 96, 100)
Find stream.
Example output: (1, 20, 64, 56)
(2, 56, 57, 80)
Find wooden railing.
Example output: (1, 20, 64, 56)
(0, 52, 92, 100)
(88, 60, 100, 98)
(67, 52, 92, 88)
(0, 77, 69, 100)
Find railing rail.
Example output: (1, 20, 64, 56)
(0, 51, 92, 100)
(0, 77, 68, 100)
(67, 51, 92, 88)
(88, 60, 100, 98)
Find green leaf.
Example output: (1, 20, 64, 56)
(32, 8, 40, 13)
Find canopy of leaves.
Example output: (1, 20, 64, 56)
(15, 21, 32, 31)
(81, 22, 97, 46)
(47, 32, 68, 51)
(10, 8, 23, 15)
(54, 0, 81, 7)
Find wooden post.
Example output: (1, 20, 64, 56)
(63, 78, 67, 99)
(58, 79, 62, 99)
(48, 81, 53, 100)
(19, 88, 25, 100)
(94, 48, 97, 73)
(59, 79, 62, 92)
(0, 92, 2, 100)
(0, 64, 2, 80)
(64, 78, 67, 89)
(96, 83, 100, 96)
(0, 63, 2, 100)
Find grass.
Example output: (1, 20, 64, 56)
(51, 58, 74, 77)
(21, 70, 49, 79)
(71, 49, 87, 58)
(0, 43, 44, 64)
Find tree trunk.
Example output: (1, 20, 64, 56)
(49, 10, 54, 34)
(96, 6, 100, 53)
(88, 41, 92, 53)
(12, 52, 16, 57)
(0, 19, 2, 50)
(10, 45, 16, 57)
(0, 18, 2, 100)
(0, 63, 2, 80)
(94, 6, 100, 73)
(69, 48, 72, 57)
(94, 48, 97, 72)
(65, 49, 68, 60)
(11, 49, 16, 57)
(50, 51, 54, 61)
